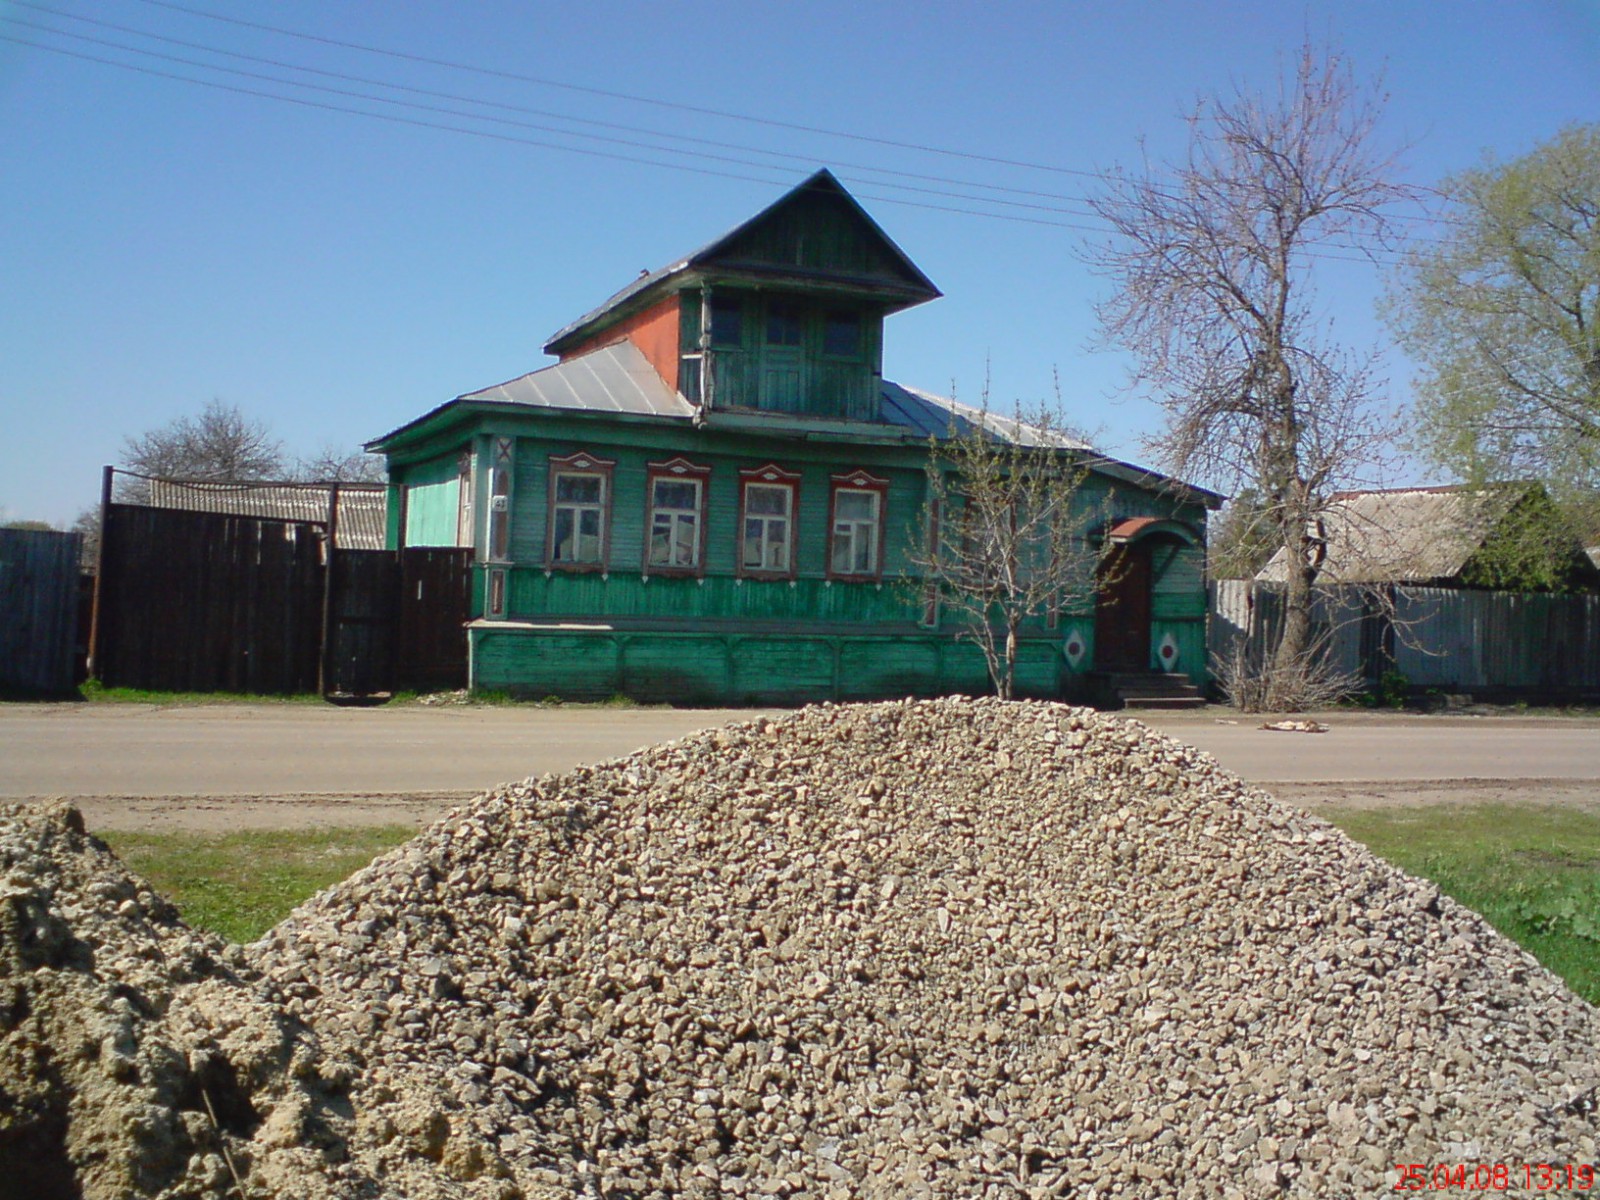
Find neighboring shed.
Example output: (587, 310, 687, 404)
(368, 170, 1221, 703)
(1258, 483, 1600, 593)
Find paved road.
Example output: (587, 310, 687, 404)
(2, 702, 1596, 799)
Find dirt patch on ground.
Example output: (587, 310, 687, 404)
(13, 793, 477, 834)
(12, 779, 1597, 835)
(1270, 778, 1600, 812)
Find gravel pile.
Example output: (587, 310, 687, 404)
(255, 698, 1596, 1198)
(5, 698, 1598, 1199)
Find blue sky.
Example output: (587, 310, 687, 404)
(2, 0, 1597, 527)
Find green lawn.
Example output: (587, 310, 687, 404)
(99, 804, 1600, 1006)
(1325, 803, 1600, 1005)
(103, 826, 415, 944)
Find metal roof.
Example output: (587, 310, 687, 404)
(459, 340, 696, 421)
(878, 381, 1092, 448)
(1256, 486, 1525, 585)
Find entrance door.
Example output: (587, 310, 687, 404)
(1095, 543, 1153, 671)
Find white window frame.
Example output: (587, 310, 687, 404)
(738, 464, 801, 579)
(828, 470, 889, 581)
(546, 452, 615, 570)
(644, 458, 710, 575)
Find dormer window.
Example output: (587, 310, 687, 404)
(823, 310, 862, 357)
(766, 301, 803, 347)
(709, 295, 743, 348)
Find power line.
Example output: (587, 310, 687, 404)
(12, 0, 1117, 216)
(0, 31, 1120, 233)
(0, 15, 1432, 262)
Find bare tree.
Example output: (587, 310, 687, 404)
(122, 398, 285, 484)
(1084, 44, 1413, 708)
(292, 444, 387, 483)
(908, 401, 1110, 701)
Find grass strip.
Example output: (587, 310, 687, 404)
(102, 826, 415, 944)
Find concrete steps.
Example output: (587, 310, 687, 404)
(1090, 671, 1207, 710)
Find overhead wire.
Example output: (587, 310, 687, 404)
(1, 5, 1441, 261)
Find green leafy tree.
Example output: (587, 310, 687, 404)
(1205, 490, 1280, 580)
(1386, 123, 1600, 491)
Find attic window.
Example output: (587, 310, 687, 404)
(766, 301, 803, 347)
(823, 310, 861, 357)
(710, 295, 743, 348)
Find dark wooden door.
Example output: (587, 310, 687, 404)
(1095, 543, 1153, 671)
(396, 548, 472, 691)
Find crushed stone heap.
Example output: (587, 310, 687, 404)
(248, 698, 1597, 1199)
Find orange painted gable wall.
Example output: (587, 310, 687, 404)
(558, 297, 680, 392)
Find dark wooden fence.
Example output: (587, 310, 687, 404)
(95, 505, 325, 693)
(93, 501, 471, 696)
(0, 528, 83, 695)
(1211, 580, 1600, 700)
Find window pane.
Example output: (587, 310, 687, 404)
(654, 480, 698, 510)
(766, 301, 802, 346)
(823, 310, 860, 356)
(743, 520, 763, 568)
(579, 509, 600, 538)
(835, 490, 876, 520)
(710, 297, 743, 347)
(747, 484, 789, 516)
(854, 531, 873, 573)
(766, 520, 788, 568)
(556, 474, 601, 503)
(831, 530, 851, 573)
(553, 510, 574, 559)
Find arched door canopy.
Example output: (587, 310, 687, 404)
(1105, 516, 1202, 547)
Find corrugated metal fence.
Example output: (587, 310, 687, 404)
(1210, 580, 1600, 698)
(0, 528, 83, 695)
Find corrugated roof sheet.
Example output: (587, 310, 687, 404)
(146, 480, 388, 551)
(1257, 486, 1524, 584)
(459, 340, 695, 421)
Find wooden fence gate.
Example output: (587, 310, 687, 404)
(93, 502, 471, 696)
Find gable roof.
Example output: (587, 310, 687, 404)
(1256, 484, 1530, 585)
(544, 169, 941, 356)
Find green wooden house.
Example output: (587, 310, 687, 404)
(367, 171, 1221, 704)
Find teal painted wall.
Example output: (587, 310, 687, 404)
(402, 454, 463, 548)
(393, 410, 1211, 701)
(470, 626, 1073, 704)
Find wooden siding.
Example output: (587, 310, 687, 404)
(709, 186, 921, 288)
(403, 455, 463, 548)
(0, 528, 81, 695)
(470, 625, 1073, 704)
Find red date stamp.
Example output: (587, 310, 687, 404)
(1395, 1163, 1597, 1191)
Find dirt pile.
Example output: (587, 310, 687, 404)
(4, 698, 1598, 1198)
(0, 802, 378, 1198)
(255, 698, 1596, 1198)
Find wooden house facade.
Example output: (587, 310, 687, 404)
(368, 171, 1220, 703)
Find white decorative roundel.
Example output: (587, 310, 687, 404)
(1157, 631, 1180, 671)
(1063, 628, 1087, 668)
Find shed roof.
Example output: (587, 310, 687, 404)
(146, 479, 388, 550)
(1256, 485, 1527, 585)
